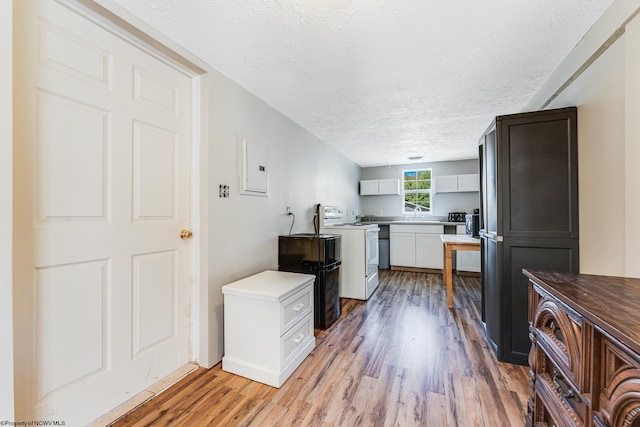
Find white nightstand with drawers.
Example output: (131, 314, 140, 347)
(221, 270, 316, 388)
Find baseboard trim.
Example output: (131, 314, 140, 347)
(89, 362, 200, 427)
(390, 266, 442, 274)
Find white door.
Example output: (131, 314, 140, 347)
(13, 1, 194, 424)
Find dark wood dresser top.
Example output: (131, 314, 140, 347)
(522, 269, 640, 356)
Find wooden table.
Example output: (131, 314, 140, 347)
(440, 234, 480, 308)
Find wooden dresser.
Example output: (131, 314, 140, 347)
(524, 269, 640, 427)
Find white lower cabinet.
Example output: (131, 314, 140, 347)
(456, 225, 481, 272)
(390, 224, 444, 269)
(389, 232, 415, 266)
(416, 234, 443, 269)
(222, 270, 316, 388)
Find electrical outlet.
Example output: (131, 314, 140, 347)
(378, 209, 383, 215)
(286, 206, 291, 215)
(219, 184, 229, 198)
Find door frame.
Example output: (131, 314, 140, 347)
(1, 0, 15, 420)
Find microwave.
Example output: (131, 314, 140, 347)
(465, 213, 479, 238)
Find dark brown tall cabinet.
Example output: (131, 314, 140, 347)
(478, 107, 579, 365)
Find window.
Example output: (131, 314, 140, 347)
(403, 169, 432, 214)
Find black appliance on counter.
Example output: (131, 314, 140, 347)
(447, 212, 467, 222)
(478, 107, 579, 365)
(278, 233, 341, 329)
(465, 209, 480, 237)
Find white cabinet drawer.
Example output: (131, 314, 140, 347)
(390, 224, 443, 234)
(366, 269, 379, 299)
(281, 286, 312, 333)
(281, 313, 314, 366)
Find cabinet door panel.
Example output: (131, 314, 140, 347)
(483, 237, 501, 351)
(484, 130, 499, 235)
(378, 179, 400, 195)
(390, 233, 415, 267)
(360, 180, 378, 195)
(457, 251, 480, 272)
(457, 225, 480, 272)
(457, 174, 479, 192)
(501, 110, 578, 239)
(415, 234, 443, 269)
(435, 175, 457, 193)
(503, 239, 579, 365)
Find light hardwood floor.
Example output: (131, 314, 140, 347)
(109, 270, 529, 426)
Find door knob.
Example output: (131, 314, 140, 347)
(180, 229, 193, 240)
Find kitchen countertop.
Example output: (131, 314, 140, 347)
(360, 220, 466, 226)
(440, 234, 480, 244)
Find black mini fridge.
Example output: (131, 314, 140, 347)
(278, 233, 341, 329)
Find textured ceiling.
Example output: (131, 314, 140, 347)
(112, 0, 613, 167)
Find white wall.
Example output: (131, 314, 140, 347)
(625, 15, 640, 278)
(206, 71, 361, 364)
(546, 36, 626, 275)
(360, 159, 479, 218)
(1, 0, 14, 420)
(526, 0, 640, 277)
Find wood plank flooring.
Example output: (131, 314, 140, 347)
(109, 270, 529, 426)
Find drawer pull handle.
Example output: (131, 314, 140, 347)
(293, 333, 305, 344)
(292, 303, 305, 312)
(553, 369, 581, 403)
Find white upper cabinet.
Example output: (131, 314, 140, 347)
(378, 178, 400, 195)
(360, 178, 400, 195)
(434, 174, 479, 193)
(435, 175, 458, 193)
(457, 174, 480, 192)
(360, 179, 379, 195)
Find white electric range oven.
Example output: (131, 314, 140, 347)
(319, 206, 380, 300)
